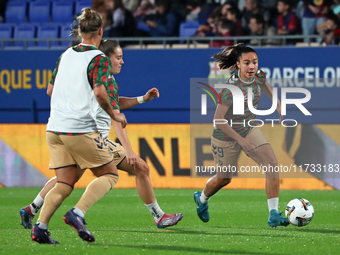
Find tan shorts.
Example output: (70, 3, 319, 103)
(47, 132, 126, 170)
(105, 137, 126, 166)
(211, 127, 269, 175)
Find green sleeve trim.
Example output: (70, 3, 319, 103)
(49, 54, 62, 85)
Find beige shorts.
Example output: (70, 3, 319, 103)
(105, 137, 126, 166)
(211, 127, 269, 175)
(47, 132, 126, 170)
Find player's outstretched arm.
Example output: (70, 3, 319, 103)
(119, 87, 160, 110)
(111, 110, 140, 167)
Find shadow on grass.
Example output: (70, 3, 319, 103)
(100, 227, 291, 238)
(94, 243, 281, 254)
(215, 225, 340, 235)
(283, 228, 340, 235)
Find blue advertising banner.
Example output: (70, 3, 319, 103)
(0, 47, 340, 123)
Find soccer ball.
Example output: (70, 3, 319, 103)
(285, 198, 314, 227)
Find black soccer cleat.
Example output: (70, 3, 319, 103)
(63, 209, 95, 242)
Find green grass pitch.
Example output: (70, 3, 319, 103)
(0, 188, 339, 255)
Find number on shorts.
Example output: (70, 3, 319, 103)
(212, 145, 224, 158)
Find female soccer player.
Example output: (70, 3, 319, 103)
(93, 40, 183, 230)
(30, 8, 126, 244)
(193, 43, 289, 228)
(21, 40, 183, 234)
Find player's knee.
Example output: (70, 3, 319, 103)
(267, 157, 278, 167)
(136, 162, 150, 178)
(55, 182, 73, 197)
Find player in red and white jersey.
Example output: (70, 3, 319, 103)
(30, 8, 127, 244)
(194, 43, 289, 228)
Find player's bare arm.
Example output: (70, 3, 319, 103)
(111, 109, 140, 167)
(119, 87, 160, 110)
(46, 84, 54, 97)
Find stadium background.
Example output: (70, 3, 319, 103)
(0, 1, 339, 191)
(0, 0, 340, 190)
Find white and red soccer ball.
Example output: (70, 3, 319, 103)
(285, 198, 314, 227)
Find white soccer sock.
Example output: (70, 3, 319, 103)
(31, 194, 44, 215)
(200, 190, 210, 205)
(37, 221, 48, 230)
(73, 207, 85, 218)
(267, 197, 279, 213)
(145, 200, 165, 222)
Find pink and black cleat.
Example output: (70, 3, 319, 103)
(155, 213, 184, 229)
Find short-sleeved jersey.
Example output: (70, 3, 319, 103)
(212, 69, 266, 141)
(106, 76, 119, 110)
(49, 44, 111, 89)
(95, 75, 120, 138)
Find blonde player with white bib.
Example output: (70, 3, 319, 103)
(31, 8, 126, 244)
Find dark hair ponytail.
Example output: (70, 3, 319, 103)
(99, 40, 120, 58)
(212, 43, 257, 71)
